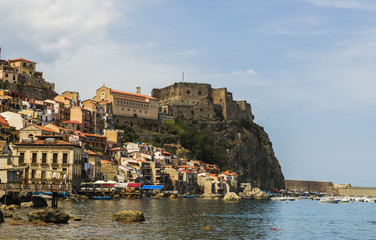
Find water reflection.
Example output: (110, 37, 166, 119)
(2, 199, 376, 239)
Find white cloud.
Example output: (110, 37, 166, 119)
(39, 42, 200, 100)
(0, 0, 121, 61)
(307, 0, 376, 10)
(231, 68, 257, 76)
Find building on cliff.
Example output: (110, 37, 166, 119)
(92, 85, 158, 128)
(151, 82, 254, 122)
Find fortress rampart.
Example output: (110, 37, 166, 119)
(151, 82, 253, 122)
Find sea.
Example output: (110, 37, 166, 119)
(1, 198, 376, 239)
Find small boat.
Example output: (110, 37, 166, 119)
(271, 196, 295, 201)
(241, 196, 255, 200)
(92, 196, 112, 200)
(183, 195, 199, 198)
(318, 197, 340, 203)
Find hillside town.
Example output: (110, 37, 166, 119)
(0, 57, 243, 198)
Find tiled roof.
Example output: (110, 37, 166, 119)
(0, 115, 9, 127)
(84, 133, 107, 138)
(62, 120, 82, 124)
(101, 159, 115, 165)
(8, 58, 36, 63)
(86, 150, 100, 156)
(35, 125, 59, 134)
(111, 89, 157, 100)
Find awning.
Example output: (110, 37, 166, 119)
(141, 185, 163, 190)
(127, 183, 142, 188)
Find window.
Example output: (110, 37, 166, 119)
(13, 75, 15, 80)
(53, 153, 58, 164)
(186, 90, 190, 94)
(31, 170, 36, 178)
(63, 153, 68, 164)
(32, 153, 37, 163)
(19, 153, 24, 165)
(5, 73, 8, 77)
(41, 171, 46, 179)
(42, 153, 47, 164)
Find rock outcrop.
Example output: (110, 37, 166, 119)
(112, 210, 145, 223)
(223, 192, 241, 201)
(211, 120, 285, 190)
(27, 209, 69, 224)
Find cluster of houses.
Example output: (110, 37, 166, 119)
(0, 57, 239, 195)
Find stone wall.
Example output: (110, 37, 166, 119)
(337, 187, 376, 196)
(284, 179, 334, 193)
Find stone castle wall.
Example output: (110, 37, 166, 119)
(152, 82, 253, 122)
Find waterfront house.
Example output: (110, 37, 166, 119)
(0, 141, 19, 183)
(12, 136, 83, 188)
(100, 159, 117, 181)
(86, 150, 101, 182)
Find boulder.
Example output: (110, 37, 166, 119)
(3, 211, 13, 218)
(0, 210, 4, 223)
(223, 192, 241, 201)
(32, 197, 48, 208)
(112, 210, 145, 223)
(27, 209, 69, 224)
(152, 193, 164, 199)
(5, 204, 18, 211)
(21, 202, 34, 208)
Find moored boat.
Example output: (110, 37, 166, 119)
(92, 195, 112, 200)
(318, 197, 340, 203)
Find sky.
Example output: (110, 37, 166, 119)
(1, 0, 375, 186)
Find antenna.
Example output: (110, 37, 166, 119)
(182, 72, 184, 82)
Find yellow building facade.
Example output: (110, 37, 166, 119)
(13, 137, 83, 187)
(92, 86, 158, 122)
(8, 58, 36, 76)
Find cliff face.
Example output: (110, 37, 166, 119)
(210, 120, 285, 190)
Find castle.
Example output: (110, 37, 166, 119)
(152, 82, 254, 122)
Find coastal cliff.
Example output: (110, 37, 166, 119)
(211, 120, 284, 190)
(152, 82, 285, 190)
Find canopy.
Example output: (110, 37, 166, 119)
(107, 180, 117, 184)
(141, 185, 163, 190)
(127, 183, 142, 188)
(94, 180, 106, 184)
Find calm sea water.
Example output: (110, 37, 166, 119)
(1, 198, 376, 239)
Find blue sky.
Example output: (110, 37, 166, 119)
(1, 0, 376, 186)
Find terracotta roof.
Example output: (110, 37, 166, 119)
(0, 115, 9, 127)
(179, 169, 193, 174)
(84, 133, 107, 138)
(16, 139, 79, 147)
(8, 58, 36, 63)
(178, 165, 192, 168)
(101, 159, 115, 165)
(111, 89, 157, 100)
(74, 131, 86, 138)
(99, 101, 112, 104)
(109, 147, 127, 151)
(86, 150, 100, 156)
(62, 120, 82, 124)
(161, 151, 171, 155)
(115, 96, 148, 103)
(35, 125, 59, 134)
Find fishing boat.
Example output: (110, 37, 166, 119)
(271, 196, 295, 201)
(318, 197, 340, 203)
(240, 196, 255, 200)
(91, 195, 112, 200)
(183, 195, 199, 198)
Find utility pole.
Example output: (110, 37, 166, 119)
(182, 72, 184, 82)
